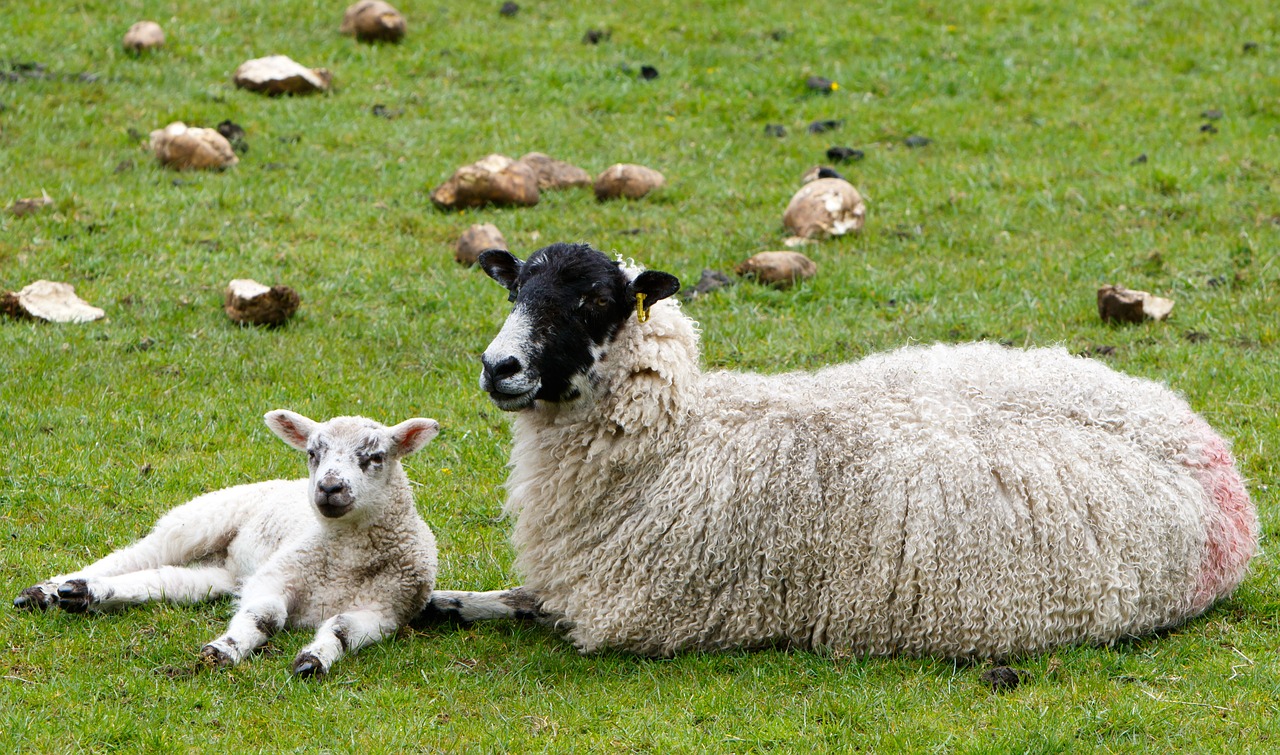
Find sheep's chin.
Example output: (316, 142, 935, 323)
(489, 388, 538, 412)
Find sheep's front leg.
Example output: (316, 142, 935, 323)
(52, 566, 237, 613)
(291, 610, 399, 679)
(417, 587, 556, 625)
(199, 574, 288, 670)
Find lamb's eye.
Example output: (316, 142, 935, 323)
(368, 452, 385, 465)
(307, 449, 318, 462)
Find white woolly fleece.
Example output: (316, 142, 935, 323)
(500, 298, 1256, 658)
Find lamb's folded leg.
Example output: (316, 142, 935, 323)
(199, 572, 288, 669)
(291, 610, 399, 679)
(416, 587, 557, 626)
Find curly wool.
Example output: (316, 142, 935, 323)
(502, 296, 1257, 659)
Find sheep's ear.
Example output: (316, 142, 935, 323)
(628, 270, 681, 304)
(478, 249, 523, 301)
(265, 410, 318, 451)
(389, 418, 439, 459)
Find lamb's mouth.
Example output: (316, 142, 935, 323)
(316, 502, 352, 519)
(489, 387, 537, 412)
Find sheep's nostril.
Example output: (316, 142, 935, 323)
(488, 356, 522, 382)
(317, 478, 346, 497)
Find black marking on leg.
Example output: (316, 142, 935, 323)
(291, 651, 326, 679)
(500, 587, 547, 622)
(410, 596, 469, 629)
(255, 613, 281, 639)
(333, 621, 351, 653)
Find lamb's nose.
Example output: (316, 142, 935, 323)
(318, 478, 346, 497)
(484, 355, 522, 383)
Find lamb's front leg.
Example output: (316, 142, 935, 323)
(199, 576, 288, 670)
(417, 587, 557, 626)
(291, 610, 399, 679)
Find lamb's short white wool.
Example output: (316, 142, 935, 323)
(16, 411, 440, 678)
(427, 243, 1258, 660)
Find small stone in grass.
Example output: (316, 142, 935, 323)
(826, 146, 863, 163)
(123, 21, 165, 53)
(805, 75, 837, 92)
(1097, 284, 1174, 323)
(735, 252, 817, 290)
(904, 135, 932, 148)
(224, 279, 300, 327)
(150, 122, 238, 171)
(8, 192, 53, 216)
(764, 124, 786, 138)
(784, 177, 866, 238)
(1, 280, 105, 323)
(499, 2, 519, 17)
(979, 666, 1027, 692)
(518, 153, 593, 191)
(456, 223, 507, 266)
(807, 119, 842, 134)
(594, 164, 665, 200)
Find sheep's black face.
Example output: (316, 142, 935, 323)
(478, 243, 680, 411)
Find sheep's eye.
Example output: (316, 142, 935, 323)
(594, 296, 611, 308)
(369, 452, 386, 465)
(307, 449, 318, 462)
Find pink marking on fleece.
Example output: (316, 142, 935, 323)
(1183, 416, 1257, 614)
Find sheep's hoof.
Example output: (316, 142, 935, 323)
(14, 585, 56, 611)
(198, 644, 234, 670)
(55, 579, 94, 613)
(291, 652, 327, 679)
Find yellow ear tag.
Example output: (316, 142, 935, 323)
(635, 292, 649, 323)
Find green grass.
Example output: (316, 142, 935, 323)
(2, 0, 1278, 751)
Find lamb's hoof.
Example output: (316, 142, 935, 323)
(198, 644, 234, 670)
(55, 579, 94, 613)
(14, 585, 55, 611)
(291, 652, 326, 679)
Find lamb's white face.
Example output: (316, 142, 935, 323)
(264, 411, 439, 521)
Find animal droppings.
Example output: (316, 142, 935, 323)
(2, 280, 105, 323)
(764, 124, 786, 138)
(224, 279, 300, 327)
(149, 122, 238, 171)
(430, 154, 540, 209)
(805, 75, 837, 92)
(904, 135, 932, 148)
(583, 29, 610, 44)
(1130, 153, 1148, 165)
(807, 119, 843, 134)
(680, 269, 734, 301)
(216, 120, 248, 153)
(518, 152, 593, 191)
(979, 666, 1027, 692)
(826, 146, 864, 163)
(123, 21, 165, 53)
(456, 223, 508, 266)
(8, 192, 53, 216)
(340, 1, 406, 43)
(784, 176, 867, 238)
(735, 251, 817, 289)
(233, 55, 331, 96)
(1097, 284, 1174, 323)
(594, 164, 666, 200)
(639, 65, 659, 80)
(500, 2, 519, 17)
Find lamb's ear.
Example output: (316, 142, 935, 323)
(265, 410, 319, 451)
(627, 270, 681, 304)
(478, 249, 523, 301)
(389, 418, 440, 459)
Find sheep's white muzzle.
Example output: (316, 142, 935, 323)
(481, 307, 540, 411)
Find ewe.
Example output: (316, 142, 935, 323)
(424, 242, 1257, 659)
(16, 411, 439, 678)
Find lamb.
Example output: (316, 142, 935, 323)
(423, 241, 1258, 660)
(14, 411, 440, 678)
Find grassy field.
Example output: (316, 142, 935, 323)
(2, 0, 1278, 751)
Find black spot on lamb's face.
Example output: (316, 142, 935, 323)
(478, 243, 679, 411)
